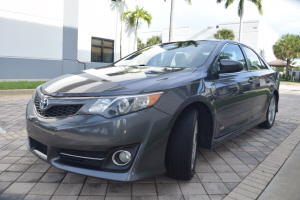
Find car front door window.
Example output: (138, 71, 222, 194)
(242, 47, 267, 70)
(219, 44, 247, 71)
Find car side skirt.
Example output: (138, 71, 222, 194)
(211, 116, 265, 149)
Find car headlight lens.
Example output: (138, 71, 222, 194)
(78, 92, 163, 118)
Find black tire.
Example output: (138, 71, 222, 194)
(165, 106, 199, 180)
(258, 94, 277, 129)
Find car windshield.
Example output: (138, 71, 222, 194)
(114, 41, 219, 68)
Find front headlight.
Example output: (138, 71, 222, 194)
(78, 92, 163, 118)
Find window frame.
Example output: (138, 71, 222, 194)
(91, 37, 114, 63)
(239, 45, 270, 71)
(214, 42, 249, 72)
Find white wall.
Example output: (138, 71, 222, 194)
(0, 0, 138, 79)
(189, 29, 216, 41)
(139, 26, 216, 44)
(257, 21, 279, 61)
(77, 0, 136, 65)
(138, 20, 279, 62)
(219, 21, 260, 50)
(0, 0, 63, 59)
(77, 0, 118, 63)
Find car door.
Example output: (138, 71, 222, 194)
(241, 46, 275, 123)
(213, 43, 255, 138)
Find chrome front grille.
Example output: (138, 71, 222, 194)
(34, 98, 83, 117)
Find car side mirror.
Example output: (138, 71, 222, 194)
(217, 59, 244, 74)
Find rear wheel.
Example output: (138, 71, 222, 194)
(165, 107, 199, 180)
(258, 94, 276, 129)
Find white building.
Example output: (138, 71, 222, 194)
(0, 2, 280, 80)
(138, 20, 279, 62)
(0, 0, 136, 79)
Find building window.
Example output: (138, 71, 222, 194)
(91, 37, 114, 63)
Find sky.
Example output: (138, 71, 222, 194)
(137, 0, 300, 37)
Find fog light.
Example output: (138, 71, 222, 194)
(112, 150, 132, 166)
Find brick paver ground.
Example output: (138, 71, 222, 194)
(0, 83, 299, 200)
(0, 98, 28, 133)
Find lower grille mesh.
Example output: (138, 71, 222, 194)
(30, 137, 47, 155)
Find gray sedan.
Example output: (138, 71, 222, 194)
(26, 40, 279, 181)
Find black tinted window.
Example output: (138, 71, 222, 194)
(242, 47, 267, 70)
(219, 44, 247, 70)
(91, 37, 114, 63)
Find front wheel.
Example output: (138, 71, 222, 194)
(258, 94, 276, 129)
(165, 107, 199, 180)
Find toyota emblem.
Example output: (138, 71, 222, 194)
(39, 98, 48, 110)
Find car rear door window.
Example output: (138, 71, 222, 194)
(219, 44, 247, 71)
(242, 47, 268, 70)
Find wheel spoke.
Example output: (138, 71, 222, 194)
(268, 97, 276, 124)
(191, 120, 198, 170)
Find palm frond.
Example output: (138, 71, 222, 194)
(185, 0, 192, 5)
(225, 0, 235, 8)
(166, 41, 198, 50)
(137, 38, 146, 50)
(123, 6, 152, 28)
(122, 10, 131, 20)
(214, 29, 235, 40)
(238, 0, 244, 17)
(123, 11, 135, 27)
(273, 34, 300, 61)
(146, 36, 162, 46)
(141, 10, 152, 27)
(248, 0, 263, 15)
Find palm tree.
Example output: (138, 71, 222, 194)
(164, 0, 192, 42)
(137, 38, 146, 50)
(123, 6, 152, 51)
(216, 0, 263, 42)
(111, 0, 127, 58)
(273, 34, 300, 81)
(214, 29, 235, 40)
(146, 36, 162, 46)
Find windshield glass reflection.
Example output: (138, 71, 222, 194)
(114, 41, 219, 68)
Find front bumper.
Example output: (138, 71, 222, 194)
(26, 98, 173, 181)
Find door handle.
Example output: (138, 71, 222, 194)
(248, 78, 253, 84)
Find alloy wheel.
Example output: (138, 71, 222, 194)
(191, 120, 198, 170)
(268, 97, 276, 124)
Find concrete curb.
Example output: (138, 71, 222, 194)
(0, 89, 34, 96)
(224, 123, 300, 200)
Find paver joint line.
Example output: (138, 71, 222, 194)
(1, 84, 300, 200)
(223, 124, 300, 200)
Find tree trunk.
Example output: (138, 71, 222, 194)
(239, 13, 243, 42)
(116, 0, 125, 59)
(134, 18, 139, 51)
(169, 0, 176, 42)
(120, 2, 124, 58)
(286, 59, 290, 81)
